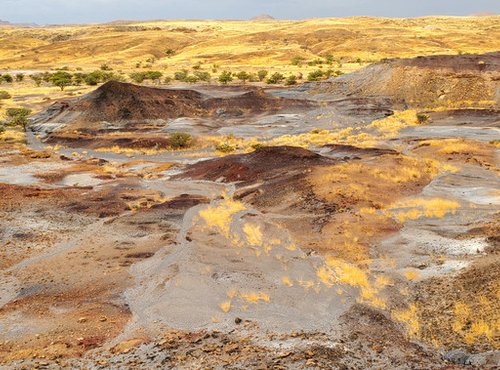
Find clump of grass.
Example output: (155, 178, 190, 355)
(416, 113, 430, 124)
(215, 142, 236, 153)
(168, 132, 193, 149)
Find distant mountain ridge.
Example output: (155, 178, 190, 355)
(250, 14, 275, 21)
(0, 19, 39, 27)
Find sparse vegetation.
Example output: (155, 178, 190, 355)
(285, 75, 297, 86)
(168, 132, 193, 149)
(215, 142, 236, 153)
(266, 72, 285, 84)
(218, 71, 233, 84)
(49, 71, 73, 90)
(416, 113, 430, 124)
(6, 107, 32, 131)
(0, 90, 11, 99)
(257, 70, 268, 82)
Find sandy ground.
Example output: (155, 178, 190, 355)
(0, 81, 499, 369)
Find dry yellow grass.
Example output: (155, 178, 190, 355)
(1, 16, 498, 73)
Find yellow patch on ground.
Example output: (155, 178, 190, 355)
(385, 198, 460, 223)
(240, 292, 271, 304)
(219, 301, 232, 313)
(198, 198, 246, 239)
(243, 223, 263, 246)
(367, 109, 420, 136)
(392, 303, 420, 338)
(281, 276, 294, 287)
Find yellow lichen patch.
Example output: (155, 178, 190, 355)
(393, 303, 420, 338)
(385, 198, 460, 223)
(219, 301, 232, 313)
(243, 223, 263, 246)
(240, 292, 271, 304)
(281, 276, 294, 287)
(198, 198, 246, 239)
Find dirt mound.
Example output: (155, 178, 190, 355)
(178, 146, 334, 183)
(32, 81, 313, 132)
(312, 52, 500, 108)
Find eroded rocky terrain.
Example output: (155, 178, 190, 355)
(0, 53, 499, 369)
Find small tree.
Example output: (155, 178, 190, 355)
(15, 73, 24, 82)
(50, 71, 73, 91)
(218, 71, 233, 84)
(6, 107, 32, 131)
(266, 72, 285, 84)
(30, 74, 43, 87)
(235, 71, 250, 83)
(257, 70, 268, 81)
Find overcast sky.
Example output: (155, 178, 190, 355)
(2, 0, 499, 24)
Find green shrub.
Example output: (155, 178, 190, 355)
(266, 72, 285, 84)
(0, 125, 5, 134)
(291, 56, 305, 66)
(15, 73, 24, 82)
(1, 74, 13, 83)
(144, 70, 163, 82)
(30, 74, 43, 86)
(130, 72, 146, 83)
(194, 71, 211, 82)
(215, 143, 236, 153)
(0, 90, 11, 99)
(100, 64, 113, 71)
(416, 113, 430, 124)
(257, 70, 268, 81)
(307, 70, 324, 81)
(169, 132, 193, 149)
(235, 71, 250, 83)
(49, 71, 72, 90)
(285, 75, 297, 86)
(185, 75, 199, 83)
(218, 71, 233, 84)
(174, 70, 189, 82)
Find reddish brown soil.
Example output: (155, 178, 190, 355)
(178, 145, 335, 183)
(35, 81, 314, 130)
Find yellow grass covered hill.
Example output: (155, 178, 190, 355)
(0, 16, 499, 72)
